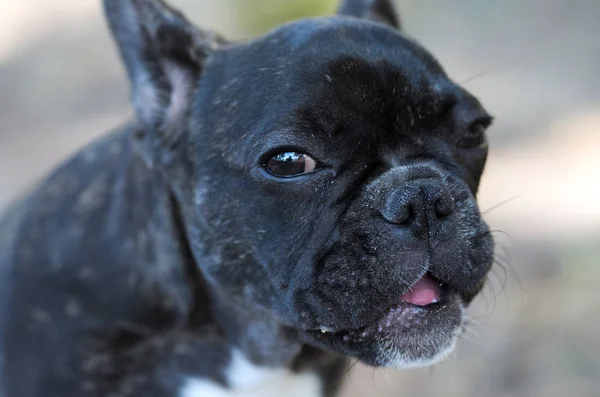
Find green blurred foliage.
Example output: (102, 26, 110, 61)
(233, 0, 339, 37)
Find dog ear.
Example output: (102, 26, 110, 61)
(103, 0, 226, 167)
(337, 0, 401, 30)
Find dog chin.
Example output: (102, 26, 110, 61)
(374, 311, 463, 370)
(373, 295, 465, 369)
(377, 335, 458, 369)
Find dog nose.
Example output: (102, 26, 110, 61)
(380, 179, 455, 234)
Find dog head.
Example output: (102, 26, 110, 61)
(105, 0, 494, 368)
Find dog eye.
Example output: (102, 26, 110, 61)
(265, 152, 317, 177)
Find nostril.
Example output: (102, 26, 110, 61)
(395, 201, 412, 224)
(382, 195, 412, 224)
(381, 181, 454, 226)
(434, 195, 455, 218)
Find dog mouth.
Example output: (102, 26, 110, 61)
(306, 272, 455, 343)
(398, 273, 443, 306)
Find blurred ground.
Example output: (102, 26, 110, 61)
(1, 1, 599, 396)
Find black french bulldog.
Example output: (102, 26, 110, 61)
(0, 0, 495, 396)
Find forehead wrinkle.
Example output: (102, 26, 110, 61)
(286, 60, 464, 169)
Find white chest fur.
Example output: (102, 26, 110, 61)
(179, 350, 322, 397)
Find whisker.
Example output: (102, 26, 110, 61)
(481, 274, 498, 315)
(384, 368, 395, 387)
(462, 323, 482, 345)
(493, 246, 523, 298)
(490, 259, 509, 299)
(449, 347, 458, 379)
(489, 230, 515, 247)
(486, 229, 524, 304)
(481, 196, 521, 215)
(342, 358, 361, 393)
(371, 367, 381, 393)
(343, 358, 361, 376)
(459, 71, 495, 84)
(464, 314, 481, 326)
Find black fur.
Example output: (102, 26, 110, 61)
(0, 0, 494, 395)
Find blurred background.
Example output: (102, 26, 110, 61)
(1, 0, 598, 396)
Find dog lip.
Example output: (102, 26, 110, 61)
(306, 280, 452, 337)
(303, 289, 461, 347)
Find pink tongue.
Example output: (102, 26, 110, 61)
(400, 276, 441, 306)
